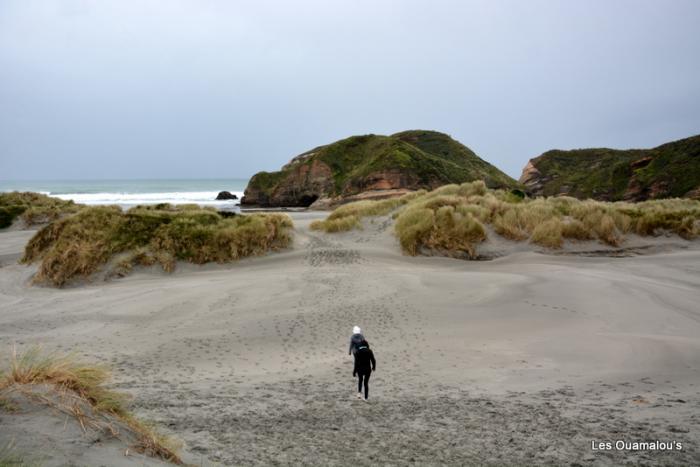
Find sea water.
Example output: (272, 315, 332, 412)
(0, 179, 248, 209)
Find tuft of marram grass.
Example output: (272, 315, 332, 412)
(0, 346, 181, 464)
(530, 218, 564, 249)
(492, 209, 529, 241)
(394, 207, 436, 255)
(22, 205, 293, 287)
(310, 215, 360, 233)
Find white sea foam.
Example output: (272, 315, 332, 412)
(51, 191, 243, 208)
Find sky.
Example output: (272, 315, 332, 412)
(1, 0, 699, 181)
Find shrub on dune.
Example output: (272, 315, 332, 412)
(530, 218, 564, 249)
(561, 219, 592, 240)
(394, 202, 486, 257)
(23, 206, 124, 286)
(595, 214, 622, 246)
(547, 196, 579, 215)
(517, 201, 558, 233)
(0, 192, 82, 228)
(22, 205, 293, 286)
(310, 215, 360, 233)
(676, 216, 699, 239)
(492, 209, 529, 241)
(430, 206, 486, 257)
(394, 207, 435, 255)
(457, 180, 487, 197)
(455, 203, 491, 224)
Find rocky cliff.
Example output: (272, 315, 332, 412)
(519, 135, 700, 201)
(242, 130, 518, 207)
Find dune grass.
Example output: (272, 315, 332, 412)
(0, 192, 82, 229)
(314, 180, 700, 257)
(22, 204, 293, 287)
(0, 346, 181, 464)
(0, 442, 35, 467)
(309, 191, 427, 232)
(0, 395, 16, 413)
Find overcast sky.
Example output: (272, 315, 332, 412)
(1, 0, 699, 180)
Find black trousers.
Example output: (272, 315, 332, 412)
(357, 371, 371, 399)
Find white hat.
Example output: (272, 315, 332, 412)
(353, 326, 361, 334)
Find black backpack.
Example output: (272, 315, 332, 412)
(355, 345, 371, 362)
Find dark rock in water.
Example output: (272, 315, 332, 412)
(216, 191, 238, 200)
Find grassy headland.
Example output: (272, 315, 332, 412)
(22, 204, 293, 287)
(0, 192, 82, 229)
(313, 181, 700, 258)
(521, 134, 700, 200)
(243, 130, 520, 207)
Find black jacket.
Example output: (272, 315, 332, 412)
(353, 346, 376, 375)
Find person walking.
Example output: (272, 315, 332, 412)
(348, 325, 364, 357)
(353, 339, 376, 401)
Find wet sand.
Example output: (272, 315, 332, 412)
(1, 212, 699, 465)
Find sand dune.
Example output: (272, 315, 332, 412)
(1, 212, 699, 465)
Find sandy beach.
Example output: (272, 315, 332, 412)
(1, 211, 700, 465)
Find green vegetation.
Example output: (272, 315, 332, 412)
(392, 130, 515, 187)
(244, 130, 519, 206)
(314, 131, 516, 193)
(22, 204, 293, 287)
(523, 134, 700, 200)
(314, 181, 700, 258)
(0, 192, 82, 229)
(243, 170, 290, 202)
(0, 442, 34, 467)
(0, 347, 181, 464)
(309, 191, 426, 232)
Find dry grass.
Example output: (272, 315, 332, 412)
(0, 192, 83, 229)
(310, 191, 426, 232)
(395, 207, 438, 255)
(316, 180, 700, 257)
(0, 346, 181, 464)
(492, 210, 529, 241)
(310, 215, 360, 233)
(22, 205, 293, 286)
(530, 218, 564, 249)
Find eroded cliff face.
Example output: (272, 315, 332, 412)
(242, 159, 334, 207)
(243, 166, 430, 207)
(345, 169, 425, 193)
(518, 160, 546, 194)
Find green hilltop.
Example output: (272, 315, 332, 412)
(242, 130, 519, 207)
(520, 134, 700, 201)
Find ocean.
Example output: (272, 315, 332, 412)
(0, 179, 248, 209)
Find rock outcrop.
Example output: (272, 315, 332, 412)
(519, 134, 700, 201)
(242, 130, 519, 207)
(215, 191, 238, 200)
